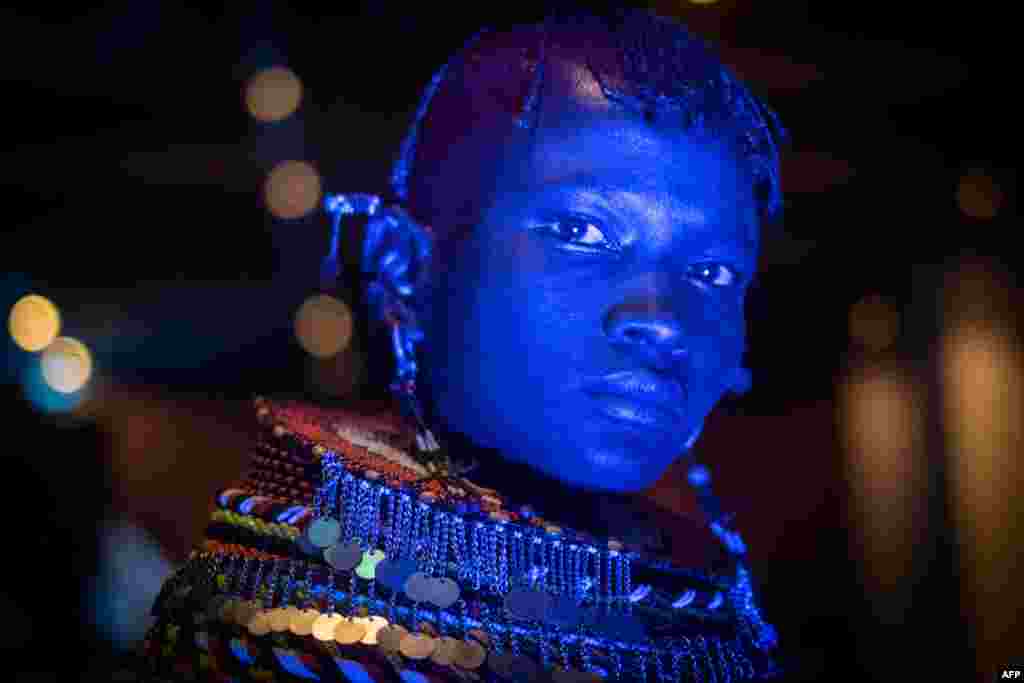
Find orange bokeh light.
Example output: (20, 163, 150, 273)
(264, 160, 322, 219)
(245, 66, 303, 122)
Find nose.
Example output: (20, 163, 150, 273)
(604, 301, 688, 371)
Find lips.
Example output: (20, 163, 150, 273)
(580, 370, 687, 427)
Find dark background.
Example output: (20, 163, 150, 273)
(2, 1, 1020, 681)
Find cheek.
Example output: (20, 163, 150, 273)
(688, 298, 746, 379)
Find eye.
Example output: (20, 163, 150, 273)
(688, 262, 739, 288)
(534, 216, 619, 253)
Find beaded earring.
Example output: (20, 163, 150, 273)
(321, 193, 445, 465)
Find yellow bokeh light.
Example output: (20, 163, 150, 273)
(956, 169, 1003, 219)
(264, 160, 322, 220)
(40, 336, 93, 394)
(245, 66, 303, 122)
(8, 294, 61, 352)
(294, 294, 354, 359)
(849, 294, 900, 352)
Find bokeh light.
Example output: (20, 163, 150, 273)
(849, 294, 900, 352)
(41, 336, 93, 394)
(245, 66, 303, 122)
(956, 169, 1003, 219)
(839, 364, 925, 605)
(264, 160, 322, 219)
(8, 293, 61, 352)
(294, 294, 354, 359)
(941, 262, 1024, 674)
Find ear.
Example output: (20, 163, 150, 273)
(361, 205, 435, 325)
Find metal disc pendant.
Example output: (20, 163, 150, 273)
(374, 558, 417, 593)
(270, 606, 298, 632)
(354, 616, 390, 645)
(289, 608, 320, 636)
(430, 636, 460, 666)
(295, 532, 322, 559)
(307, 518, 342, 548)
(247, 610, 271, 637)
(232, 600, 256, 627)
(312, 613, 344, 642)
(325, 541, 363, 571)
(454, 640, 486, 670)
(355, 549, 386, 580)
(334, 618, 368, 645)
(403, 572, 432, 603)
(376, 624, 408, 652)
(425, 577, 460, 609)
(399, 633, 437, 660)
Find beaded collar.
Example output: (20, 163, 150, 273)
(178, 396, 780, 681)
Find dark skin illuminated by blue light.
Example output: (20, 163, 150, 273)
(370, 56, 758, 494)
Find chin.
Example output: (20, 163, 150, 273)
(556, 447, 669, 493)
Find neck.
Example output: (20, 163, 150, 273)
(435, 422, 675, 553)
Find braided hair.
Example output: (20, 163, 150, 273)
(390, 7, 786, 233)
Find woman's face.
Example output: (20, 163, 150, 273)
(421, 62, 758, 492)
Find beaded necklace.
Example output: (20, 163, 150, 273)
(157, 397, 781, 681)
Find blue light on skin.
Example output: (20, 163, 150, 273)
(370, 55, 758, 495)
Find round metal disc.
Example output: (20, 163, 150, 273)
(325, 541, 363, 571)
(333, 618, 369, 645)
(307, 518, 342, 548)
(289, 608, 320, 636)
(430, 636, 460, 666)
(374, 558, 417, 593)
(312, 613, 344, 642)
(355, 549, 387, 579)
(247, 611, 272, 637)
(454, 640, 486, 670)
(353, 616, 390, 645)
(270, 606, 298, 632)
(399, 633, 437, 660)
(376, 624, 408, 652)
(403, 572, 432, 603)
(232, 600, 257, 627)
(425, 577, 460, 609)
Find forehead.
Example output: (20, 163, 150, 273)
(489, 58, 758, 242)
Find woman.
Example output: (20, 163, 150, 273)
(144, 7, 786, 682)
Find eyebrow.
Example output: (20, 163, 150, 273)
(532, 174, 759, 250)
